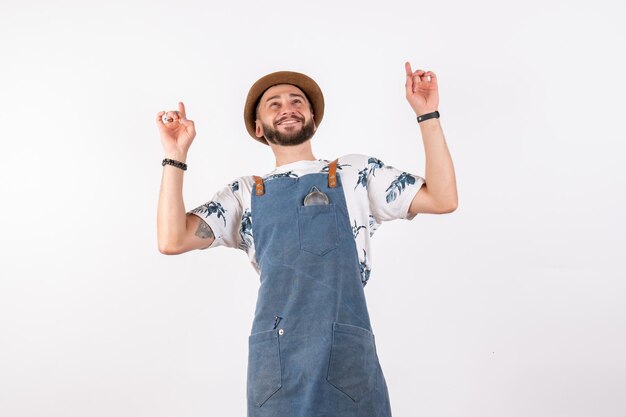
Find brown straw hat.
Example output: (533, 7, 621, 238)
(244, 71, 325, 145)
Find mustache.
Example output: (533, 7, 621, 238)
(275, 115, 304, 125)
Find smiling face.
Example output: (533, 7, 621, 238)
(255, 84, 317, 146)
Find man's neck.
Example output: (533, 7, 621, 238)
(270, 141, 317, 167)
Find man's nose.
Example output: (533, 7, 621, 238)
(280, 101, 298, 115)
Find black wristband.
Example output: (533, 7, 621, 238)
(162, 158, 187, 171)
(417, 110, 440, 123)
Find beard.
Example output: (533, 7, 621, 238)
(262, 116, 316, 146)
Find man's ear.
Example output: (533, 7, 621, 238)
(255, 120, 264, 138)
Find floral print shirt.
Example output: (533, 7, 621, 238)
(187, 154, 425, 286)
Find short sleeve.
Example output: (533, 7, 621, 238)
(186, 180, 243, 250)
(364, 156, 425, 222)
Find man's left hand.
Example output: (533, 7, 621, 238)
(405, 61, 439, 117)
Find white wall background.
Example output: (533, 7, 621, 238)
(1, 0, 624, 416)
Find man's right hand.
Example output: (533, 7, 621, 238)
(156, 101, 196, 160)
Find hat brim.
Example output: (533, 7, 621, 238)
(244, 71, 324, 145)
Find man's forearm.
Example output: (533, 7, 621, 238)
(157, 151, 189, 252)
(419, 118, 457, 210)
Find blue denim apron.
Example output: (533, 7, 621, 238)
(247, 159, 392, 417)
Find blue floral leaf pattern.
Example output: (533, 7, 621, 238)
(263, 171, 299, 181)
(351, 220, 367, 239)
(355, 167, 369, 190)
(355, 157, 385, 190)
(368, 214, 380, 237)
(238, 208, 253, 251)
(190, 201, 227, 225)
(359, 249, 371, 286)
(320, 162, 351, 172)
(229, 180, 239, 192)
(385, 172, 416, 203)
(367, 157, 385, 176)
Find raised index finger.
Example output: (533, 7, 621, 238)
(405, 61, 413, 77)
(178, 101, 186, 119)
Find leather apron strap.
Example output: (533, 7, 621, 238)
(252, 175, 264, 196)
(328, 158, 338, 188)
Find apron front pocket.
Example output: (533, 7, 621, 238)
(297, 204, 339, 256)
(247, 329, 282, 407)
(326, 322, 377, 402)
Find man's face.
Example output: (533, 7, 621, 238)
(255, 84, 316, 146)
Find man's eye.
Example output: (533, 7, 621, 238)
(270, 102, 279, 107)
(293, 99, 302, 104)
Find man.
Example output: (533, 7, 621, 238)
(156, 62, 457, 416)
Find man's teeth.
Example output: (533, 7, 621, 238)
(279, 119, 300, 125)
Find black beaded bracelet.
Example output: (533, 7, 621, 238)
(162, 158, 187, 171)
(417, 110, 440, 123)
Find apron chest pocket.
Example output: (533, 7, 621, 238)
(326, 322, 377, 402)
(297, 204, 339, 256)
(247, 329, 282, 407)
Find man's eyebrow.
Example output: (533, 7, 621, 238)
(264, 93, 307, 103)
(289, 93, 306, 100)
